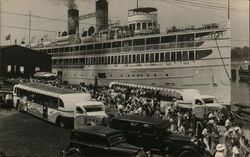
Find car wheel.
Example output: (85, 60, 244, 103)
(178, 150, 194, 157)
(65, 149, 83, 157)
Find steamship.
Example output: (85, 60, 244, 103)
(33, 0, 231, 105)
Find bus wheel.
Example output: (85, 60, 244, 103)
(17, 101, 22, 112)
(57, 117, 66, 128)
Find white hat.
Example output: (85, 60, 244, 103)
(229, 128, 234, 133)
(208, 113, 215, 119)
(208, 119, 215, 124)
(216, 144, 225, 151)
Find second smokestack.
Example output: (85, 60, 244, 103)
(96, 0, 108, 31)
(68, 9, 79, 35)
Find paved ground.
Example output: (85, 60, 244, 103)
(0, 109, 71, 157)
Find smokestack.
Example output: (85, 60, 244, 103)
(68, 9, 79, 35)
(96, 0, 108, 31)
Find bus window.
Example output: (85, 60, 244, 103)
(58, 99, 64, 107)
(76, 107, 84, 114)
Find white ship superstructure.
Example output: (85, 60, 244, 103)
(33, 0, 231, 105)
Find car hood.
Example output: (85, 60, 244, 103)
(87, 111, 107, 118)
(111, 142, 142, 153)
(166, 133, 192, 142)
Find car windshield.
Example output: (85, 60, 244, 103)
(108, 134, 126, 146)
(202, 98, 215, 104)
(84, 105, 104, 112)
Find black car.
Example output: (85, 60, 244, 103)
(62, 126, 147, 157)
(109, 115, 209, 157)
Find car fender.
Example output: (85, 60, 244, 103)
(176, 145, 200, 156)
(159, 140, 175, 154)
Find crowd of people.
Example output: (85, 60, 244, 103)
(1, 78, 250, 157)
(89, 84, 250, 157)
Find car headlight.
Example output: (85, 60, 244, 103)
(136, 150, 147, 157)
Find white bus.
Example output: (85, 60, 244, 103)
(13, 83, 92, 128)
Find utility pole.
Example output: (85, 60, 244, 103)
(0, 0, 1, 46)
(29, 10, 31, 47)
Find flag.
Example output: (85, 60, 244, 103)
(5, 34, 11, 41)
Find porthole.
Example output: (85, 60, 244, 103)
(154, 74, 157, 77)
(166, 74, 168, 76)
(147, 74, 149, 77)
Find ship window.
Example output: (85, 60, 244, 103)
(142, 23, 147, 29)
(47, 49, 52, 54)
(148, 22, 152, 29)
(141, 54, 145, 63)
(112, 41, 121, 48)
(69, 47, 73, 52)
(80, 45, 86, 51)
(91, 58, 94, 65)
(161, 36, 176, 43)
(189, 51, 194, 60)
(132, 74, 135, 77)
(79, 58, 85, 65)
(155, 53, 159, 62)
(87, 44, 93, 50)
(111, 56, 114, 64)
(103, 42, 111, 48)
(146, 37, 160, 45)
(118, 56, 121, 64)
(93, 57, 96, 64)
(75, 46, 79, 51)
(154, 74, 157, 77)
(110, 75, 112, 77)
(98, 57, 102, 64)
(121, 55, 124, 64)
(108, 56, 111, 64)
(129, 55, 132, 63)
(73, 59, 78, 65)
(123, 40, 132, 46)
(137, 23, 141, 30)
(177, 52, 182, 61)
(114, 56, 117, 64)
(196, 50, 212, 59)
(128, 74, 130, 77)
(101, 57, 104, 64)
(150, 53, 154, 62)
(95, 43, 102, 49)
(133, 39, 145, 46)
(146, 54, 149, 62)
(160, 53, 164, 62)
(195, 32, 211, 38)
(125, 55, 128, 64)
(59, 48, 64, 52)
(177, 34, 194, 42)
(171, 52, 176, 61)
(147, 74, 149, 77)
(183, 51, 188, 61)
(165, 52, 170, 62)
(133, 55, 136, 63)
(137, 54, 140, 63)
(98, 73, 106, 78)
(129, 24, 135, 30)
(54, 48, 58, 53)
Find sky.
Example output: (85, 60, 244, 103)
(1, 0, 249, 47)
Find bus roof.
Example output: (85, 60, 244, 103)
(14, 83, 79, 97)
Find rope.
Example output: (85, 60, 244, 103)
(214, 38, 231, 81)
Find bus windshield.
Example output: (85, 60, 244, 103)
(202, 98, 215, 104)
(84, 105, 104, 112)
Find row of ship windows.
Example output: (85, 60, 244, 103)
(39, 31, 220, 54)
(53, 50, 212, 65)
(73, 73, 171, 79)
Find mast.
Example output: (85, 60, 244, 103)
(29, 11, 31, 46)
(137, 0, 138, 8)
(228, 0, 230, 19)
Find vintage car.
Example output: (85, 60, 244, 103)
(109, 115, 210, 157)
(62, 126, 147, 157)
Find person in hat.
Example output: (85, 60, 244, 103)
(224, 128, 234, 157)
(202, 126, 211, 152)
(214, 144, 225, 157)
